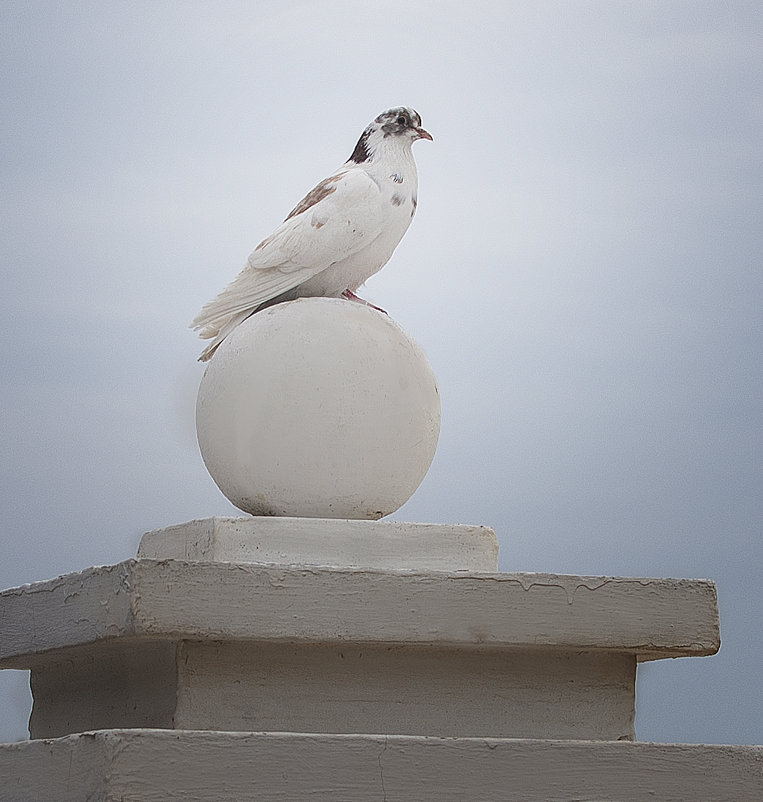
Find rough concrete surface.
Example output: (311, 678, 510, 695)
(26, 639, 636, 740)
(0, 559, 720, 665)
(138, 516, 499, 572)
(1, 729, 761, 802)
(195, 299, 441, 519)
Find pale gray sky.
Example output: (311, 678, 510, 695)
(1, 1, 761, 744)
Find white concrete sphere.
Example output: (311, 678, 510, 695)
(196, 298, 440, 519)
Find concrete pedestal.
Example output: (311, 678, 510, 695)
(2, 730, 762, 802)
(1, 517, 760, 800)
(137, 516, 499, 571)
(1, 519, 719, 741)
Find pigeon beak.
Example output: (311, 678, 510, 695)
(414, 127, 433, 142)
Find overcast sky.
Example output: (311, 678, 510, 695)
(1, 1, 760, 745)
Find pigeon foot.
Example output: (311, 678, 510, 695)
(341, 289, 387, 314)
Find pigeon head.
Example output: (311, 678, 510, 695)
(348, 107, 432, 164)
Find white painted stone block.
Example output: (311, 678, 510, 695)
(0, 560, 720, 664)
(2, 730, 761, 802)
(0, 560, 719, 741)
(25, 639, 636, 741)
(137, 516, 499, 571)
(196, 298, 440, 519)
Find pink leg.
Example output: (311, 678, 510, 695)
(341, 289, 387, 314)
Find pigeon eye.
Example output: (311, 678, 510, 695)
(396, 115, 406, 126)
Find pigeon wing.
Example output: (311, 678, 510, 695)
(191, 168, 384, 340)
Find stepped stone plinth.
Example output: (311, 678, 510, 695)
(3, 731, 763, 802)
(1, 516, 761, 800)
(2, 301, 761, 799)
(2, 517, 719, 744)
(137, 515, 498, 571)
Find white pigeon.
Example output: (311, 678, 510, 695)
(192, 106, 432, 361)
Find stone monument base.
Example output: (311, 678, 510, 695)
(2, 729, 761, 802)
(138, 516, 499, 572)
(1, 517, 760, 800)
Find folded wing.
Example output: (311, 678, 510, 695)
(192, 168, 385, 358)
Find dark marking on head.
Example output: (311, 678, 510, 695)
(348, 127, 373, 163)
(285, 175, 342, 220)
(376, 107, 423, 137)
(348, 108, 429, 160)
(390, 173, 404, 184)
(391, 193, 404, 207)
(411, 196, 417, 217)
(312, 220, 325, 229)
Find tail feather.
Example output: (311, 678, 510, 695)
(195, 308, 253, 362)
(197, 339, 221, 363)
(193, 265, 315, 333)
(192, 261, 324, 360)
(193, 284, 303, 361)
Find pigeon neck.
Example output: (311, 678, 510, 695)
(347, 126, 416, 168)
(370, 138, 417, 174)
(348, 127, 374, 164)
